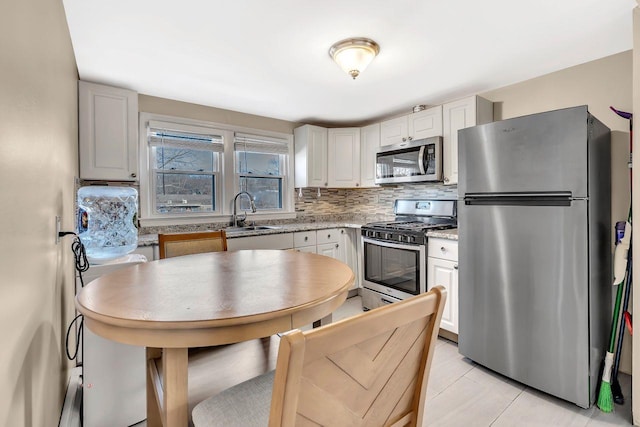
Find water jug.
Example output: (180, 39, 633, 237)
(77, 186, 138, 263)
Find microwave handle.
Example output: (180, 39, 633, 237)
(418, 146, 426, 175)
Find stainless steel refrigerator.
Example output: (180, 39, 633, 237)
(457, 106, 611, 408)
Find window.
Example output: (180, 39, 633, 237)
(234, 133, 290, 212)
(147, 121, 224, 216)
(139, 113, 295, 226)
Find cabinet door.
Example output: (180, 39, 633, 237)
(328, 128, 361, 187)
(427, 256, 458, 334)
(360, 123, 380, 188)
(317, 242, 340, 259)
(380, 116, 407, 146)
(408, 106, 442, 140)
(79, 81, 138, 181)
(294, 125, 328, 188)
(340, 228, 360, 290)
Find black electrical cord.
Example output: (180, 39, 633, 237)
(71, 235, 89, 287)
(59, 231, 90, 361)
(65, 314, 83, 361)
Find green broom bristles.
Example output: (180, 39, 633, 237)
(597, 381, 614, 413)
(598, 351, 615, 412)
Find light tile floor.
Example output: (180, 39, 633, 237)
(339, 297, 633, 427)
(134, 295, 633, 427)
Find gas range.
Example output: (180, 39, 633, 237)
(360, 198, 457, 310)
(361, 199, 457, 245)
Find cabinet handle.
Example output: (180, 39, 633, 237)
(441, 247, 446, 252)
(324, 182, 328, 186)
(381, 298, 394, 305)
(341, 229, 345, 234)
(444, 177, 449, 183)
(327, 234, 331, 239)
(335, 244, 339, 248)
(356, 183, 360, 186)
(402, 137, 407, 142)
(304, 236, 308, 241)
(408, 136, 413, 141)
(130, 172, 137, 178)
(454, 264, 458, 270)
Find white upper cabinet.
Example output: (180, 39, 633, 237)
(360, 123, 380, 188)
(79, 81, 139, 181)
(380, 106, 443, 146)
(379, 116, 407, 146)
(442, 95, 493, 185)
(294, 125, 328, 188)
(407, 106, 443, 140)
(328, 128, 361, 188)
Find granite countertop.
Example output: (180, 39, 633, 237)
(426, 228, 458, 241)
(138, 221, 367, 246)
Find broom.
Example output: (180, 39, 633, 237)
(609, 106, 634, 404)
(597, 221, 631, 412)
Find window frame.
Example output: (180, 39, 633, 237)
(234, 133, 292, 214)
(139, 113, 295, 227)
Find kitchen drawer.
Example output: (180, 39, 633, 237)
(294, 245, 317, 254)
(294, 231, 316, 247)
(316, 228, 340, 245)
(428, 238, 458, 261)
(227, 233, 294, 250)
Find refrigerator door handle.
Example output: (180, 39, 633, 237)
(464, 192, 573, 207)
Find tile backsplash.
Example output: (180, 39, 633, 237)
(139, 183, 457, 234)
(295, 183, 457, 219)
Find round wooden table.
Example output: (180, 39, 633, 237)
(76, 250, 355, 427)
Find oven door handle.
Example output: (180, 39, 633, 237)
(363, 237, 423, 252)
(418, 145, 426, 175)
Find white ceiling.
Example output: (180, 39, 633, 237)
(62, 0, 635, 126)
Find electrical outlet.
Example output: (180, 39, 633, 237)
(55, 216, 61, 244)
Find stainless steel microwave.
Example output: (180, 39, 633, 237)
(375, 136, 442, 184)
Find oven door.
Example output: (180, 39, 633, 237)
(362, 237, 426, 300)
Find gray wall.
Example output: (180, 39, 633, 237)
(0, 1, 79, 425)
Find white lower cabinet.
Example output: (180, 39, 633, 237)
(427, 238, 459, 334)
(317, 228, 358, 291)
(293, 230, 317, 253)
(227, 227, 360, 291)
(227, 233, 294, 250)
(316, 228, 341, 259)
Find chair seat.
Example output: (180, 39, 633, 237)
(192, 370, 274, 427)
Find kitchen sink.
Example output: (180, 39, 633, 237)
(225, 225, 281, 232)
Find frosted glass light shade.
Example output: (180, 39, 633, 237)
(329, 38, 380, 80)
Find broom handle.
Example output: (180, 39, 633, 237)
(612, 242, 632, 377)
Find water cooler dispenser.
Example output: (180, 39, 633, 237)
(75, 186, 147, 427)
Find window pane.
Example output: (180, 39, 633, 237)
(239, 177, 282, 210)
(155, 173, 215, 213)
(236, 152, 280, 175)
(155, 147, 215, 172)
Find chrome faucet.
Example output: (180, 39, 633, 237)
(232, 191, 257, 227)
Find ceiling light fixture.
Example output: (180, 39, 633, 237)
(329, 37, 380, 80)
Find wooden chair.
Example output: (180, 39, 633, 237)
(192, 286, 446, 427)
(158, 230, 228, 259)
